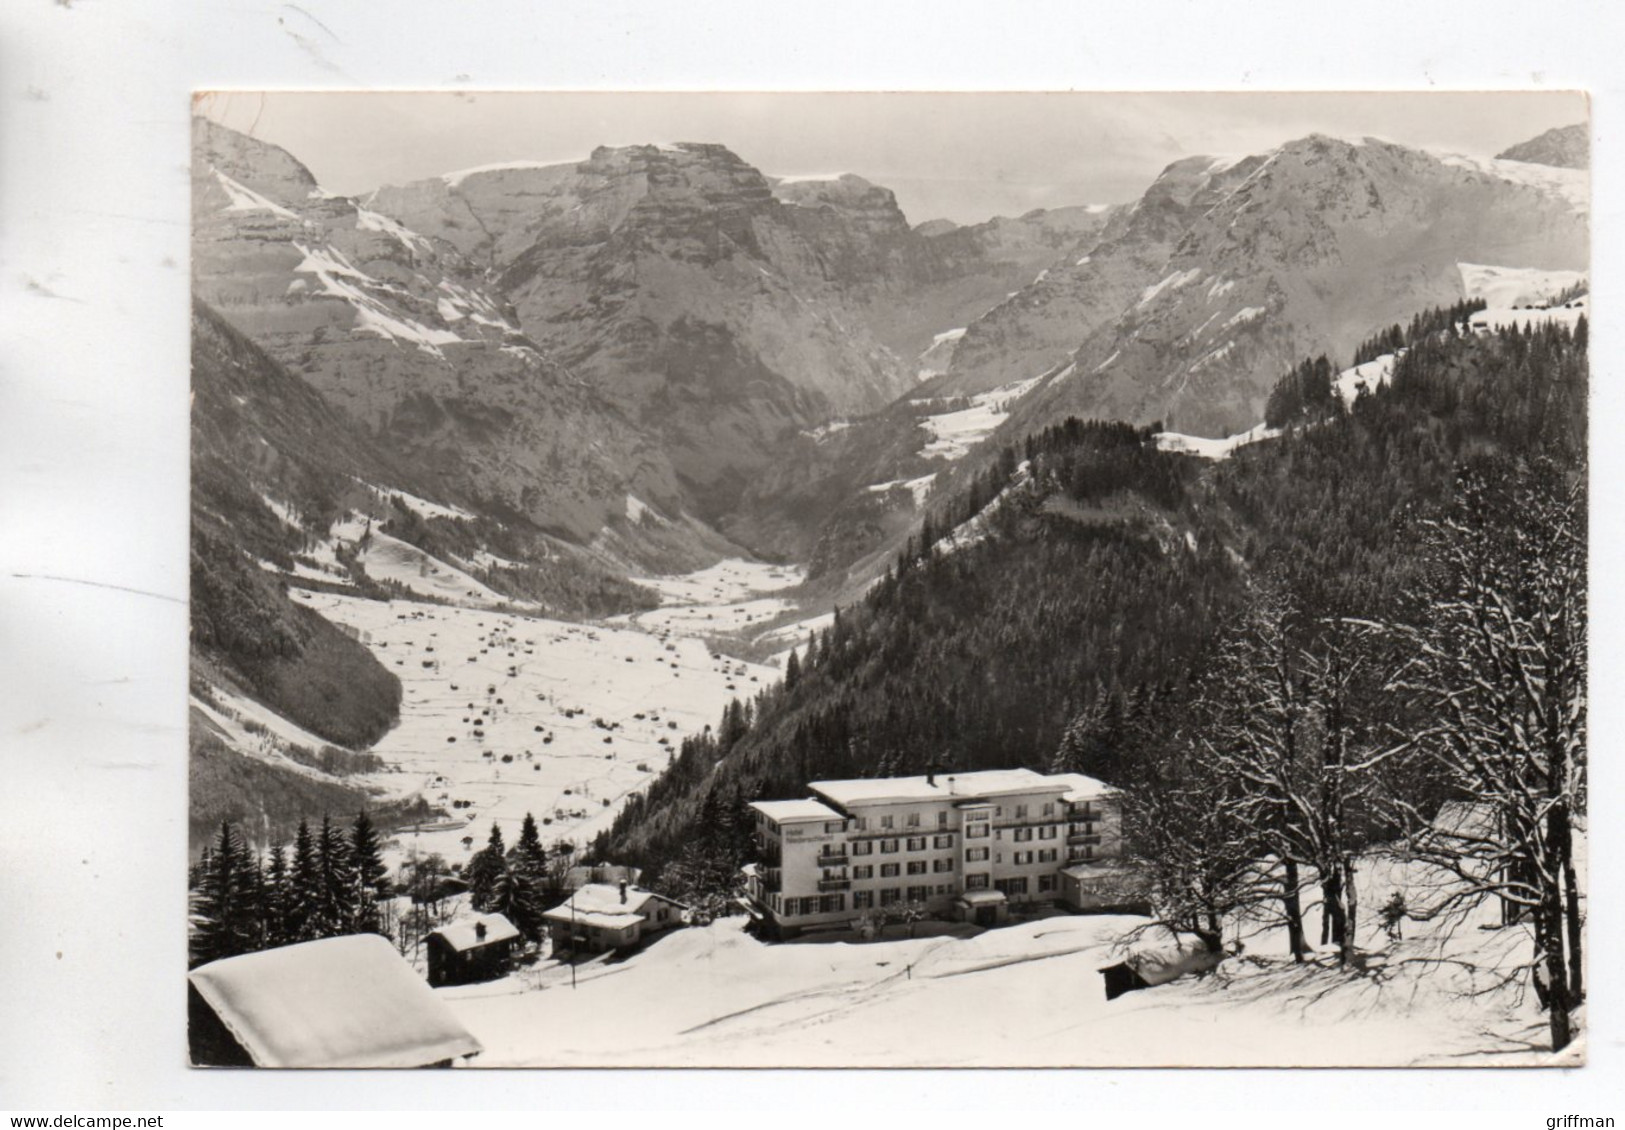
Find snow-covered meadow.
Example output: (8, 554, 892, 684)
(283, 565, 785, 867)
(442, 845, 1576, 1067)
(914, 374, 1047, 461)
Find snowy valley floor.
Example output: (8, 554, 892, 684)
(439, 903, 1579, 1068)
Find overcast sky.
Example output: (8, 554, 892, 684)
(197, 91, 1585, 224)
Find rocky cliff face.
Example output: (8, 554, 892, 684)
(942, 134, 1588, 442)
(1497, 123, 1589, 169)
(787, 131, 1588, 587)
(367, 145, 1111, 536)
(192, 119, 690, 555)
(938, 156, 1258, 396)
(1015, 135, 1589, 437)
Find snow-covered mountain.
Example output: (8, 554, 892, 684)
(193, 119, 700, 564)
(775, 129, 1588, 586)
(962, 132, 1588, 441)
(1497, 122, 1588, 169)
(365, 146, 1110, 532)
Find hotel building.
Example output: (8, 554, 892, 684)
(741, 767, 1141, 937)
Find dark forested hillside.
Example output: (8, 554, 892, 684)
(191, 300, 406, 747)
(599, 315, 1587, 886)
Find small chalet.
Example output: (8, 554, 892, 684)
(426, 912, 522, 987)
(188, 934, 483, 1068)
(544, 880, 688, 955)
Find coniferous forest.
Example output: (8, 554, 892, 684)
(597, 313, 1587, 1044)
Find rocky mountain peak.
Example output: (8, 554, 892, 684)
(1496, 123, 1589, 169)
(192, 117, 319, 207)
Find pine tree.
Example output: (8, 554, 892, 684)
(316, 814, 357, 937)
(350, 810, 389, 935)
(488, 862, 545, 942)
(264, 842, 291, 949)
(511, 812, 548, 885)
(467, 823, 507, 912)
(288, 818, 321, 942)
(191, 821, 257, 965)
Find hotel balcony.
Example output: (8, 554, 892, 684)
(816, 851, 849, 867)
(817, 878, 852, 892)
(1068, 833, 1102, 846)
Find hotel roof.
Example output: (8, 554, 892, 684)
(748, 797, 844, 823)
(810, 768, 1106, 808)
(1050, 772, 1115, 803)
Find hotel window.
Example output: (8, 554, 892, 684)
(855, 816, 868, 831)
(907, 811, 921, 828)
(881, 815, 894, 829)
(933, 834, 954, 849)
(881, 838, 900, 853)
(821, 894, 846, 914)
(907, 836, 926, 852)
(825, 821, 844, 834)
(933, 857, 955, 873)
(994, 807, 1003, 817)
(852, 840, 873, 856)
(938, 811, 949, 828)
(1014, 851, 1035, 865)
(880, 888, 901, 905)
(1075, 802, 1095, 820)
(1014, 804, 1028, 819)
(966, 824, 989, 839)
(853, 865, 873, 880)
(908, 885, 930, 902)
(854, 890, 874, 909)
(1038, 849, 1058, 863)
(1013, 827, 1034, 842)
(907, 860, 927, 875)
(966, 847, 990, 862)
(1039, 825, 1057, 840)
(1042, 802, 1055, 817)
(936, 884, 953, 896)
(880, 863, 900, 878)
(1039, 874, 1057, 893)
(1001, 877, 1029, 896)
(965, 874, 989, 890)
(1070, 845, 1095, 861)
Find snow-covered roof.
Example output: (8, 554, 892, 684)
(188, 935, 483, 1068)
(543, 909, 647, 932)
(1050, 772, 1115, 803)
(749, 798, 844, 823)
(429, 912, 520, 953)
(547, 882, 686, 921)
(1061, 861, 1143, 882)
(956, 889, 1008, 906)
(812, 768, 1070, 808)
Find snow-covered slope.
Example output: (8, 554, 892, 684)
(443, 845, 1577, 1067)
